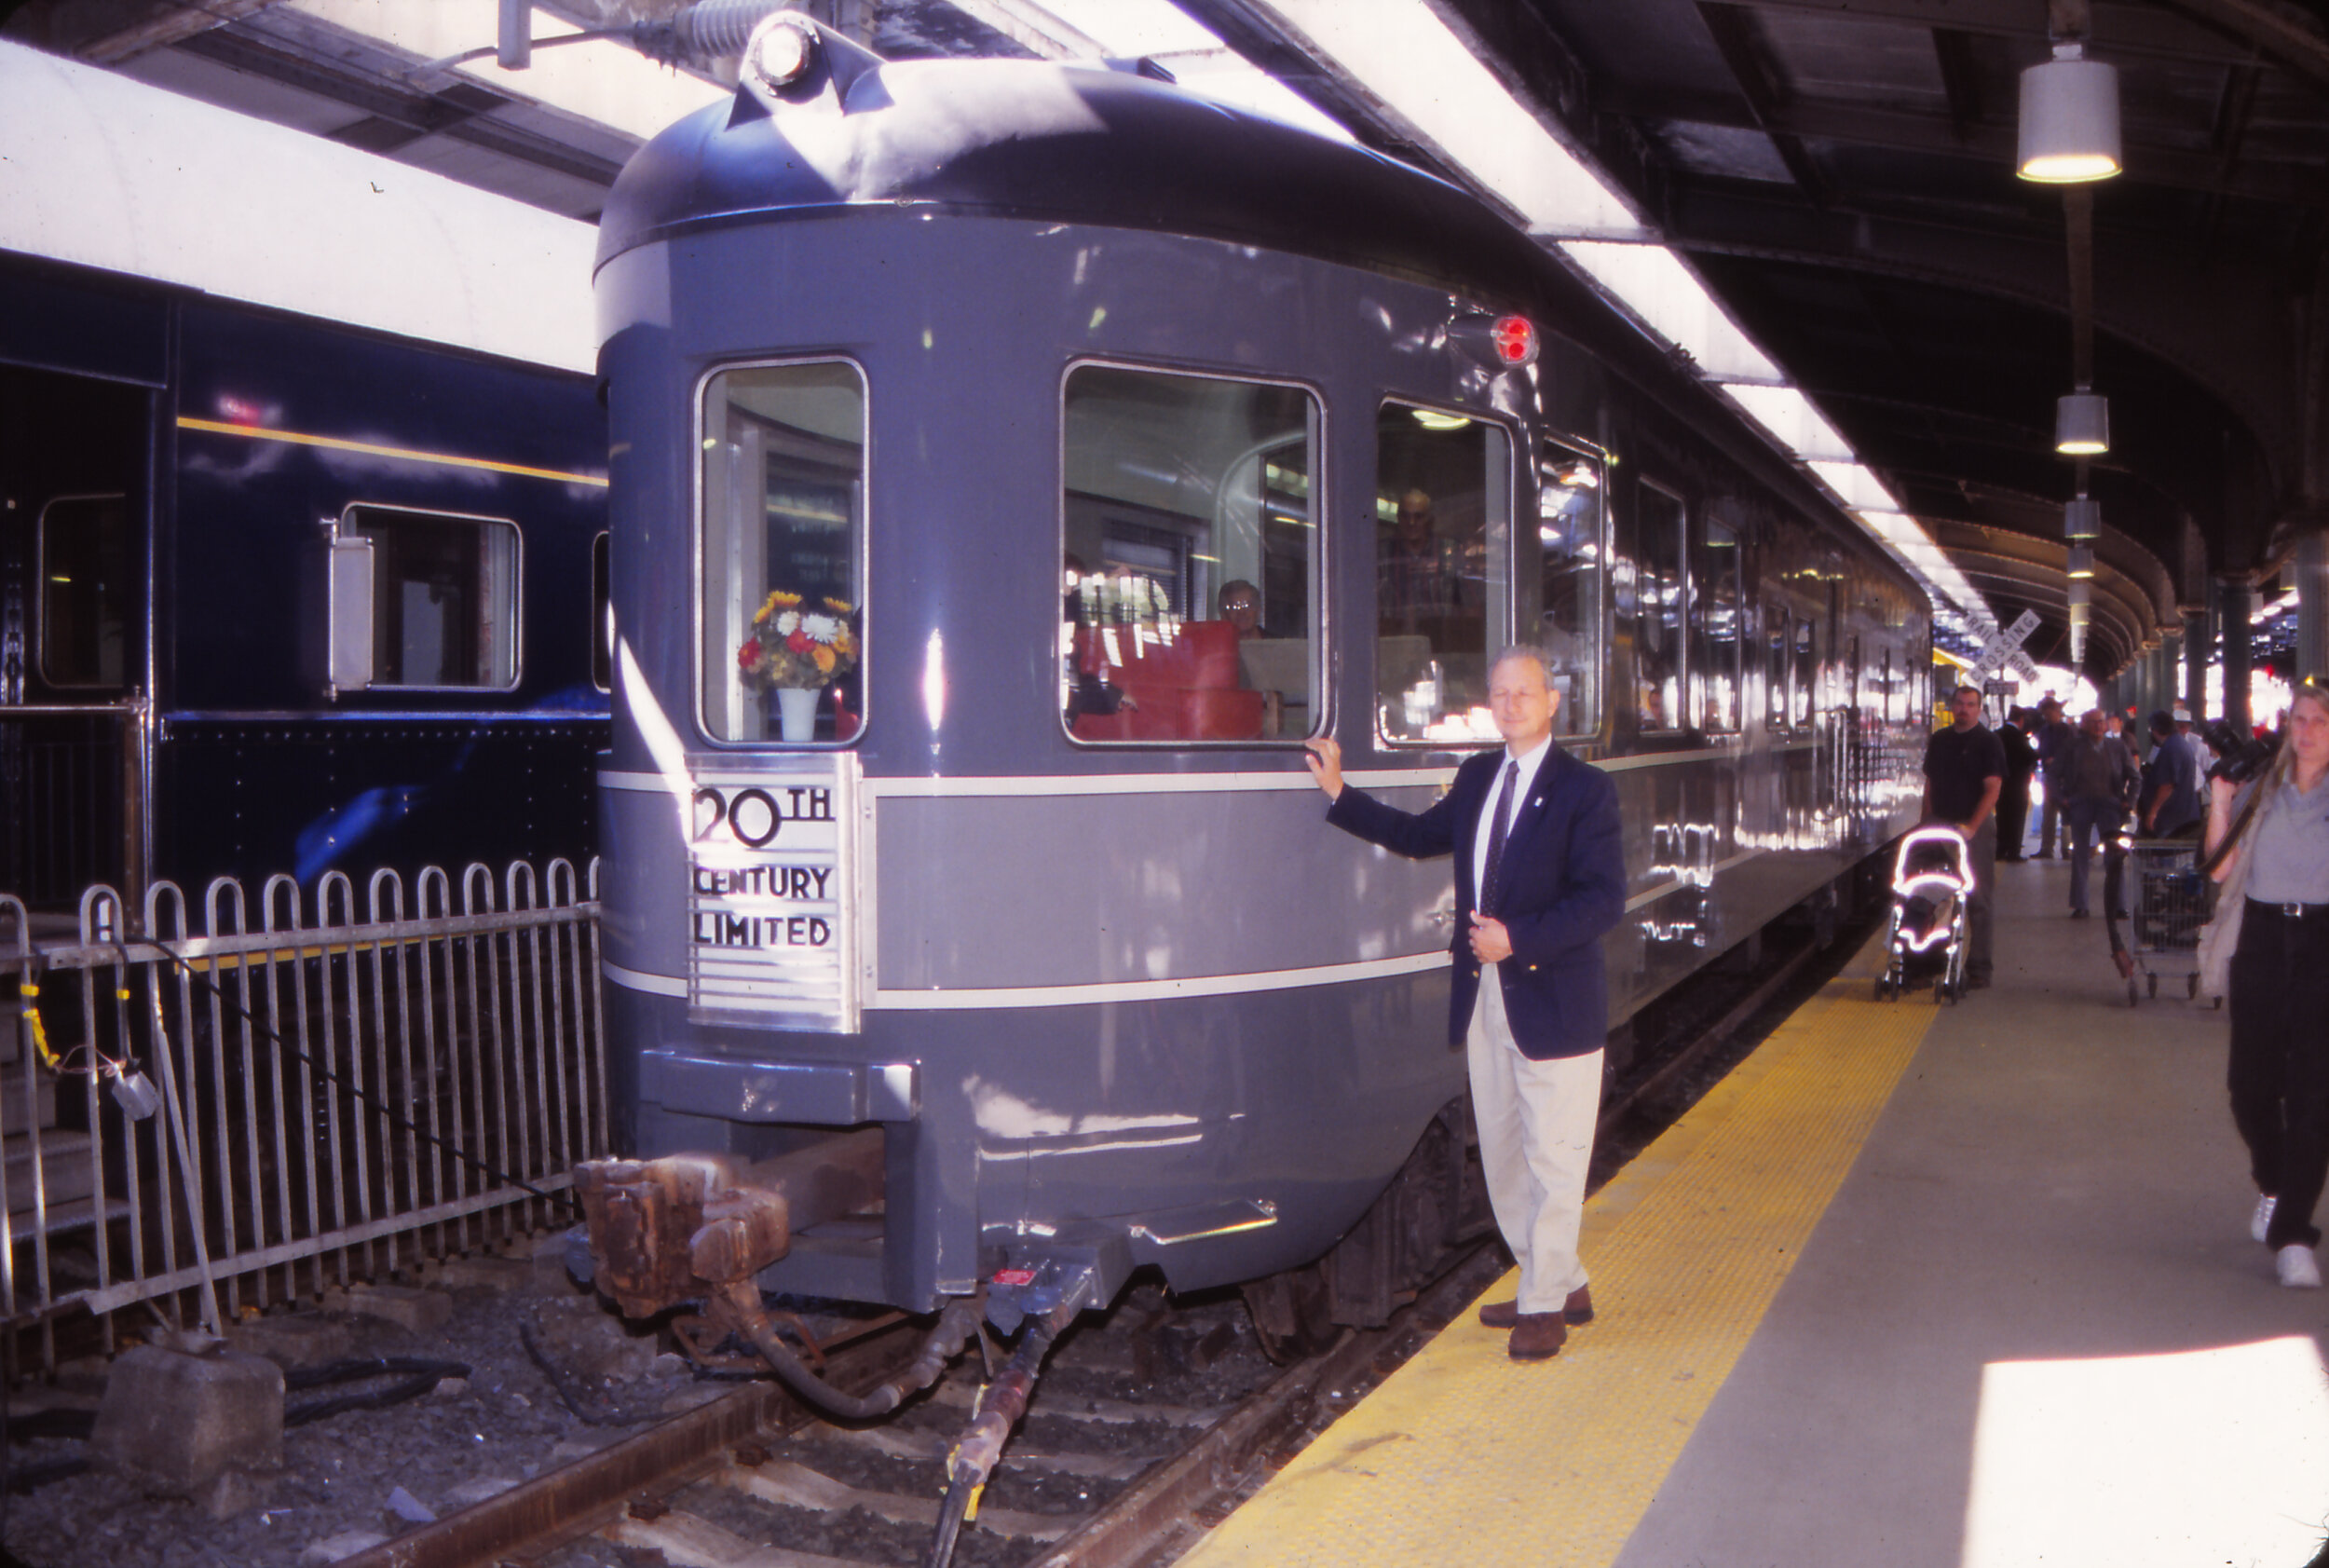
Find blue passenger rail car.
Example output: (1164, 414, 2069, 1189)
(0, 41, 609, 907)
(590, 17, 1927, 1334)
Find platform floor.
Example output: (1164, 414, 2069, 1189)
(1174, 857, 2329, 1568)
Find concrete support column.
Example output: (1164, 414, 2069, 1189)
(2186, 607, 2213, 721)
(2221, 579, 2254, 733)
(2295, 531, 2329, 683)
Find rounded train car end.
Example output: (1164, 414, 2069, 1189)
(578, 13, 1928, 1360)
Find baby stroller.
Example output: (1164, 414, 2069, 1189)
(1875, 825, 1972, 1003)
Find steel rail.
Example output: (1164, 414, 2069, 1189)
(336, 1316, 915, 1568)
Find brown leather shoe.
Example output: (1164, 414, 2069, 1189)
(1480, 1285, 1594, 1329)
(1507, 1313, 1567, 1360)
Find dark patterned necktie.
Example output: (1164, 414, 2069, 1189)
(1480, 760, 1519, 918)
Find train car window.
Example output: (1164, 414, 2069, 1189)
(1793, 614, 1818, 728)
(36, 494, 129, 689)
(343, 505, 520, 690)
(1534, 448, 1602, 738)
(591, 531, 611, 694)
(1764, 602, 1791, 731)
(1376, 404, 1511, 743)
(1060, 365, 1319, 745)
(1691, 514, 1741, 733)
(701, 361, 865, 744)
(1633, 484, 1684, 733)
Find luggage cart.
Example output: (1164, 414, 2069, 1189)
(2107, 838, 2218, 1005)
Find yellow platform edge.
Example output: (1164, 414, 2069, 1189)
(1176, 936, 1938, 1568)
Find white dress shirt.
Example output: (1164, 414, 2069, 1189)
(1471, 735, 1554, 915)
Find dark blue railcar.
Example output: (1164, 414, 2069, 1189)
(0, 39, 610, 906)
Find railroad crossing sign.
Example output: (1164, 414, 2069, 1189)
(1972, 610, 2041, 679)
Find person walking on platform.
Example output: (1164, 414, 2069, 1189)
(2034, 697, 2075, 857)
(1920, 684, 2003, 988)
(2062, 708, 2138, 918)
(1997, 705, 2037, 861)
(1304, 646, 1626, 1359)
(2139, 709, 2203, 839)
(2204, 679, 2329, 1288)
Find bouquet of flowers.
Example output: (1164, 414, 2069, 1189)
(737, 592, 857, 690)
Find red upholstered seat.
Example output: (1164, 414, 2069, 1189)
(1071, 620, 1265, 742)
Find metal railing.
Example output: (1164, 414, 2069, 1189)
(0, 857, 606, 1372)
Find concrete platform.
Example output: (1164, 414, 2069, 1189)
(1174, 856, 2329, 1568)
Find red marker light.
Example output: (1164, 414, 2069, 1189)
(1491, 315, 1537, 365)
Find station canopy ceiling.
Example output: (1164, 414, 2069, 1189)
(6, 0, 2324, 678)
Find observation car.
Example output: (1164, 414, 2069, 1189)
(0, 40, 610, 910)
(588, 14, 1930, 1343)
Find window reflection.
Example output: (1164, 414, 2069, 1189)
(1534, 450, 1603, 737)
(1377, 406, 1510, 743)
(1635, 484, 1684, 732)
(1692, 512, 1741, 732)
(701, 361, 865, 744)
(1793, 614, 1818, 727)
(1765, 602, 1791, 730)
(1062, 366, 1317, 743)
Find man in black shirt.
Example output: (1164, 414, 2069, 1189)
(1996, 705, 2037, 862)
(1923, 684, 2006, 989)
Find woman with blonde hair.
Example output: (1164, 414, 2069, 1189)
(2205, 680, 2329, 1287)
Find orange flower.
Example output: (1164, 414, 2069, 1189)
(824, 596, 853, 615)
(812, 645, 837, 675)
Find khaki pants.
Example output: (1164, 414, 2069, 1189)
(1466, 972, 1603, 1315)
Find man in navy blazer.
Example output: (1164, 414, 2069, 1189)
(1306, 646, 1626, 1359)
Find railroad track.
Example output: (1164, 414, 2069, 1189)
(317, 928, 1854, 1568)
(343, 1243, 1510, 1568)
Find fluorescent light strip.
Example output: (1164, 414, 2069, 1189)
(1246, 0, 1642, 239)
(1562, 242, 1782, 384)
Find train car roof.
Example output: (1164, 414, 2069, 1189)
(595, 55, 1549, 308)
(0, 38, 597, 375)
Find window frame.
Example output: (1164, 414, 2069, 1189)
(1058, 356, 1328, 749)
(692, 355, 871, 750)
(34, 491, 131, 691)
(591, 530, 612, 695)
(336, 500, 524, 694)
(1633, 479, 1689, 736)
(1372, 397, 1519, 750)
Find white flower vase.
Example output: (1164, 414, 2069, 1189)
(774, 686, 820, 742)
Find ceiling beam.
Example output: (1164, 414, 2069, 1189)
(2152, 0, 2329, 95)
(1695, 3, 1830, 204)
(1661, 182, 2302, 482)
(0, 0, 278, 62)
(1595, 84, 2329, 211)
(1930, 26, 1983, 142)
(1701, 0, 2269, 65)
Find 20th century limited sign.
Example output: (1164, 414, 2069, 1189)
(686, 761, 856, 1029)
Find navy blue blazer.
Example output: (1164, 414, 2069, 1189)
(1327, 743, 1626, 1059)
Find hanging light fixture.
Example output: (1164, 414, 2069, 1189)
(2018, 41, 2122, 183)
(2064, 496, 2101, 539)
(2065, 544, 2095, 579)
(2056, 388, 2110, 455)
